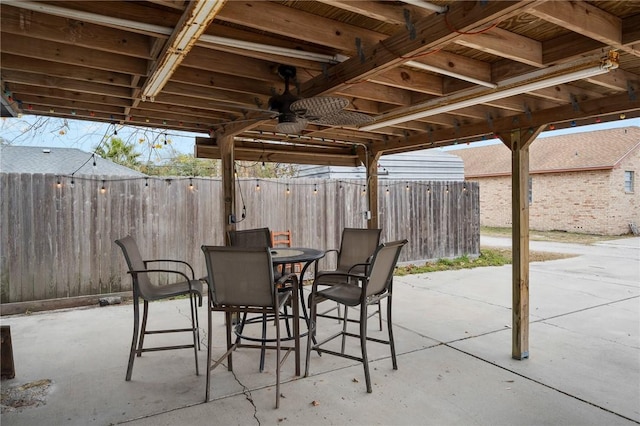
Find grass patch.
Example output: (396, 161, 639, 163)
(395, 247, 576, 276)
(481, 226, 629, 245)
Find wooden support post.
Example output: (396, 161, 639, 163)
(218, 134, 239, 323)
(511, 130, 530, 360)
(365, 150, 382, 229)
(219, 135, 236, 243)
(498, 126, 543, 360)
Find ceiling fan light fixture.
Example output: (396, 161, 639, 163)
(276, 114, 307, 134)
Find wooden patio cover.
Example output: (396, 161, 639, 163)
(2, 0, 640, 359)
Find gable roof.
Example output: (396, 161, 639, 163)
(0, 146, 145, 177)
(451, 127, 640, 178)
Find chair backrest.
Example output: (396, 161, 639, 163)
(115, 235, 155, 299)
(365, 239, 408, 297)
(337, 228, 382, 273)
(228, 227, 272, 248)
(201, 246, 275, 307)
(271, 230, 292, 248)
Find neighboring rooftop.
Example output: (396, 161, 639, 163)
(451, 127, 640, 178)
(0, 146, 145, 176)
(296, 150, 464, 181)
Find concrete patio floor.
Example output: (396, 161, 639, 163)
(1, 236, 638, 426)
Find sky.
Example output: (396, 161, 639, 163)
(0, 115, 202, 162)
(2, 114, 639, 159)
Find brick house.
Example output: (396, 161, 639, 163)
(451, 126, 640, 235)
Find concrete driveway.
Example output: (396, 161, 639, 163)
(1, 236, 638, 425)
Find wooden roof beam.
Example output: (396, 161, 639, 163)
(372, 92, 640, 153)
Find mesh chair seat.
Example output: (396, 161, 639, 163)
(142, 279, 203, 301)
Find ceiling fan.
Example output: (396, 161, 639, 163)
(267, 65, 373, 134)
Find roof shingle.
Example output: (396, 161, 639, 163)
(451, 127, 640, 177)
(0, 146, 145, 176)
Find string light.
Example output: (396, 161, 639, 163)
(48, 176, 473, 202)
(92, 154, 97, 167)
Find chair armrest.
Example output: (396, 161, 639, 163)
(275, 272, 299, 291)
(347, 262, 371, 274)
(144, 259, 195, 279)
(127, 268, 197, 291)
(313, 271, 364, 289)
(319, 249, 339, 268)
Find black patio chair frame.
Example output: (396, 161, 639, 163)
(115, 235, 202, 381)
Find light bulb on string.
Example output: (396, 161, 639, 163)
(100, 180, 106, 194)
(144, 177, 149, 187)
(92, 154, 97, 167)
(405, 182, 410, 191)
(189, 178, 194, 191)
(286, 185, 290, 195)
(56, 177, 62, 189)
(313, 184, 318, 195)
(386, 186, 390, 195)
(255, 180, 261, 191)
(361, 186, 366, 195)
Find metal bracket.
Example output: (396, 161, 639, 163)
(485, 113, 494, 131)
(322, 63, 329, 79)
(570, 94, 580, 111)
(453, 119, 461, 133)
(628, 81, 637, 101)
(403, 9, 416, 40)
(524, 106, 532, 122)
(355, 38, 366, 64)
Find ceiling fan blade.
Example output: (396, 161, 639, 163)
(276, 117, 308, 134)
(290, 96, 349, 119)
(311, 111, 373, 127)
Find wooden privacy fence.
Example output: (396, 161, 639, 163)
(0, 173, 479, 304)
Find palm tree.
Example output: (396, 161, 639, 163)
(94, 137, 141, 169)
